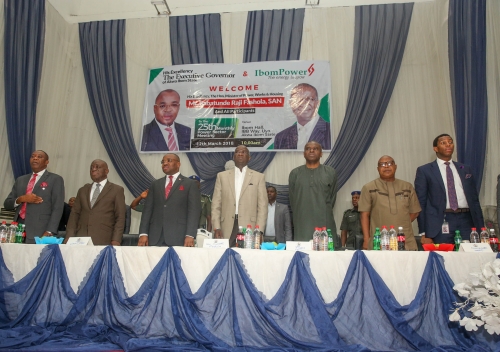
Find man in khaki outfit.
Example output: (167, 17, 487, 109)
(358, 155, 421, 250)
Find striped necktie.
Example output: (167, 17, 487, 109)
(19, 173, 38, 219)
(165, 176, 173, 199)
(90, 183, 101, 208)
(165, 126, 178, 151)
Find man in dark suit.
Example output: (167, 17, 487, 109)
(274, 83, 331, 150)
(415, 134, 484, 244)
(64, 160, 125, 246)
(4, 150, 65, 243)
(141, 89, 191, 151)
(138, 153, 201, 247)
(263, 186, 292, 243)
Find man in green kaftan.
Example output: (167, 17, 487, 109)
(288, 141, 338, 241)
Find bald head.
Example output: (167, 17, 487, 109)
(90, 159, 109, 183)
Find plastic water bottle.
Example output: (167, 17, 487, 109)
(7, 222, 17, 243)
(454, 230, 462, 251)
(313, 228, 320, 251)
(244, 224, 253, 249)
(489, 229, 498, 252)
(0, 221, 7, 243)
(469, 228, 479, 243)
(380, 226, 389, 251)
(319, 227, 327, 251)
(388, 225, 398, 251)
(397, 227, 405, 251)
(327, 229, 334, 251)
(373, 228, 381, 250)
(480, 227, 489, 244)
(253, 225, 261, 249)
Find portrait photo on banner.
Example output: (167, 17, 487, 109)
(139, 61, 333, 153)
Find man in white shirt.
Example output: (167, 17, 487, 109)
(141, 89, 191, 151)
(4, 150, 65, 243)
(415, 134, 484, 243)
(273, 83, 331, 150)
(212, 146, 268, 247)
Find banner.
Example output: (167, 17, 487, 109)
(140, 61, 332, 153)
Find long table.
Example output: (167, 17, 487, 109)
(0, 244, 498, 351)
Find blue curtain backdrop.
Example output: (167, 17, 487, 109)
(0, 245, 496, 351)
(324, 3, 414, 188)
(448, 0, 487, 191)
(79, 20, 155, 197)
(4, 0, 45, 178)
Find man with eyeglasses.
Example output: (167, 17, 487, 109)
(141, 89, 191, 151)
(358, 155, 421, 250)
(138, 154, 201, 247)
(414, 134, 484, 244)
(274, 83, 331, 150)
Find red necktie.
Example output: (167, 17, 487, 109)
(165, 126, 178, 151)
(165, 175, 173, 199)
(445, 162, 459, 211)
(19, 173, 38, 219)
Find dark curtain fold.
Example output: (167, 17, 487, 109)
(170, 14, 225, 195)
(4, 0, 45, 178)
(324, 3, 414, 188)
(79, 20, 155, 196)
(448, 0, 487, 191)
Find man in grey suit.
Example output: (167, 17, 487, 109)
(4, 150, 65, 243)
(64, 160, 125, 246)
(138, 153, 201, 247)
(263, 186, 292, 243)
(212, 145, 268, 247)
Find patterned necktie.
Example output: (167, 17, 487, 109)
(165, 176, 173, 199)
(90, 183, 101, 208)
(19, 173, 38, 220)
(165, 126, 178, 151)
(444, 162, 458, 211)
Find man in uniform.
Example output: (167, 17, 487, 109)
(189, 175, 212, 231)
(340, 191, 362, 249)
(289, 141, 338, 241)
(358, 155, 421, 250)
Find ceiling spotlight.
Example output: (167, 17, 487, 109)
(305, 0, 320, 5)
(151, 0, 171, 16)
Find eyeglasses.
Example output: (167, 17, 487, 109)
(378, 161, 395, 167)
(155, 103, 180, 110)
(161, 158, 179, 164)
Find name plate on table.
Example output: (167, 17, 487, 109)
(459, 243, 493, 252)
(286, 241, 313, 251)
(66, 237, 94, 246)
(203, 239, 229, 249)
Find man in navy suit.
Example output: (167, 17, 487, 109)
(4, 150, 65, 243)
(274, 83, 331, 150)
(414, 134, 484, 244)
(141, 89, 191, 151)
(138, 153, 201, 247)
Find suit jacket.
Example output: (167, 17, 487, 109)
(211, 168, 268, 239)
(141, 119, 191, 151)
(139, 174, 201, 246)
(65, 181, 126, 245)
(4, 171, 65, 243)
(265, 202, 292, 243)
(274, 118, 331, 150)
(414, 160, 484, 239)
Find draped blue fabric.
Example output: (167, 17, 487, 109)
(448, 0, 487, 191)
(79, 20, 155, 197)
(324, 3, 414, 188)
(0, 245, 497, 351)
(4, 0, 45, 178)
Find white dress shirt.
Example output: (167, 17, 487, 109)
(296, 114, 319, 150)
(436, 158, 469, 209)
(234, 166, 247, 215)
(15, 169, 47, 206)
(90, 178, 108, 202)
(156, 119, 179, 150)
(266, 201, 276, 237)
